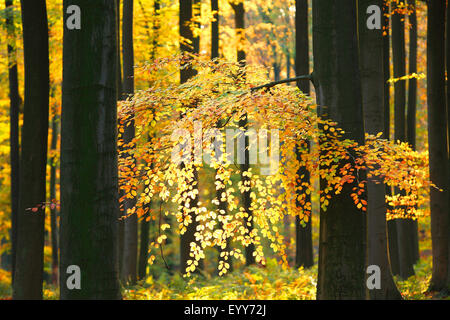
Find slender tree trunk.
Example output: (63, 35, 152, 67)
(138, 0, 160, 280)
(13, 0, 49, 300)
(392, 1, 415, 279)
(60, 0, 121, 299)
(382, 0, 400, 277)
(231, 0, 255, 266)
(120, 0, 138, 285)
(5, 0, 20, 283)
(427, 0, 449, 292)
(313, 0, 367, 299)
(211, 0, 219, 59)
(446, 0, 450, 291)
(116, 0, 125, 277)
(407, 0, 420, 265)
(358, 0, 402, 300)
(179, 0, 203, 274)
(49, 115, 59, 285)
(295, 0, 313, 269)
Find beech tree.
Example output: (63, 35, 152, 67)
(313, 0, 366, 299)
(294, 0, 313, 269)
(426, 0, 449, 292)
(60, 0, 121, 299)
(230, 0, 256, 266)
(358, 0, 401, 300)
(13, 0, 49, 300)
(121, 0, 138, 285)
(391, 0, 415, 279)
(4, 0, 20, 282)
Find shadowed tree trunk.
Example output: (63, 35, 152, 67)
(407, 0, 420, 265)
(138, 0, 160, 280)
(391, 1, 415, 279)
(295, 0, 313, 269)
(179, 0, 203, 274)
(427, 0, 449, 292)
(313, 0, 367, 300)
(49, 115, 59, 285)
(60, 0, 121, 299)
(358, 0, 402, 300)
(4, 0, 20, 282)
(447, 0, 450, 291)
(231, 0, 255, 266)
(13, 0, 49, 300)
(383, 0, 400, 277)
(120, 0, 138, 285)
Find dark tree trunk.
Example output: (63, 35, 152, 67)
(313, 0, 367, 299)
(138, 0, 160, 280)
(5, 0, 20, 282)
(179, 0, 203, 274)
(116, 0, 125, 277)
(427, 0, 449, 292)
(391, 1, 415, 279)
(358, 0, 402, 300)
(60, 0, 121, 299)
(211, 0, 219, 59)
(382, 0, 401, 278)
(120, 0, 138, 285)
(294, 0, 313, 269)
(447, 0, 450, 291)
(13, 0, 49, 300)
(50, 115, 59, 285)
(407, 0, 420, 265)
(231, 1, 255, 266)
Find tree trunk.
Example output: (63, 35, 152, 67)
(231, 1, 255, 266)
(5, 0, 20, 283)
(313, 0, 366, 300)
(382, 0, 401, 278)
(294, 0, 313, 269)
(50, 115, 59, 285)
(211, 0, 219, 59)
(407, 0, 420, 265)
(447, 0, 450, 291)
(358, 0, 402, 300)
(392, 1, 415, 279)
(120, 0, 138, 285)
(60, 0, 121, 299)
(138, 0, 160, 281)
(179, 0, 203, 274)
(13, 0, 49, 300)
(427, 0, 449, 292)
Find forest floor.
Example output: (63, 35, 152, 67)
(0, 217, 448, 300)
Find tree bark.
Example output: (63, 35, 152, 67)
(231, 0, 255, 266)
(294, 0, 313, 269)
(407, 0, 420, 265)
(211, 0, 219, 59)
(60, 0, 121, 299)
(392, 1, 415, 279)
(50, 115, 59, 285)
(179, 0, 203, 274)
(138, 0, 160, 280)
(13, 0, 49, 300)
(5, 0, 20, 283)
(358, 0, 402, 300)
(120, 0, 138, 285)
(427, 0, 449, 292)
(313, 0, 367, 300)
